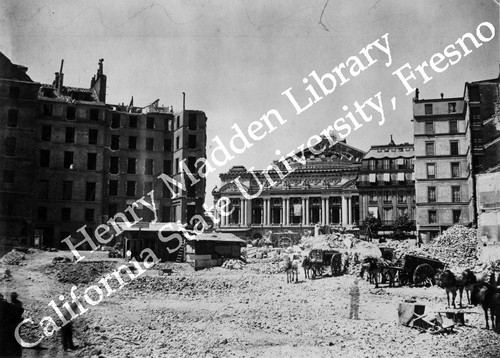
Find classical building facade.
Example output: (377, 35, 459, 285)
(212, 137, 365, 241)
(413, 95, 473, 241)
(357, 138, 416, 234)
(0, 52, 207, 250)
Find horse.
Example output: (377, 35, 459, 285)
(458, 269, 477, 306)
(302, 256, 312, 279)
(471, 281, 500, 332)
(360, 257, 397, 288)
(283, 255, 300, 283)
(436, 269, 461, 308)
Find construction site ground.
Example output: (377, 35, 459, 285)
(1, 250, 499, 358)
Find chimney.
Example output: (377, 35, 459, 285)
(58, 59, 64, 92)
(53, 72, 60, 87)
(440, 93, 444, 99)
(415, 88, 419, 101)
(91, 58, 106, 103)
(182, 92, 186, 111)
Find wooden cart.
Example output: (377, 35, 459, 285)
(399, 254, 446, 286)
(308, 249, 342, 278)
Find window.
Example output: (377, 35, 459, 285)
(452, 210, 461, 224)
(425, 104, 433, 114)
(7, 109, 18, 127)
(425, 142, 435, 156)
(368, 160, 376, 170)
(164, 139, 172, 151)
(144, 181, 153, 195)
(424, 122, 434, 134)
(38, 180, 49, 199)
(188, 135, 197, 149)
(128, 136, 137, 149)
(61, 208, 71, 222)
(110, 157, 119, 174)
(3, 170, 14, 183)
(146, 138, 154, 151)
(451, 163, 460, 178)
(37, 207, 47, 221)
(163, 160, 171, 175)
(40, 150, 50, 167)
(397, 191, 407, 204)
(62, 181, 73, 200)
(187, 157, 197, 173)
(369, 193, 377, 203)
(448, 102, 456, 113)
(67, 107, 76, 120)
(176, 136, 180, 150)
(145, 159, 154, 175)
(41, 125, 52, 141)
(428, 187, 436, 203)
(126, 181, 136, 197)
(87, 153, 97, 170)
(108, 180, 118, 196)
(9, 86, 20, 98)
(162, 206, 171, 222)
(5, 136, 16, 157)
(188, 114, 197, 130)
(127, 158, 136, 174)
(89, 109, 99, 121)
(449, 120, 458, 134)
(176, 116, 180, 128)
(382, 159, 390, 170)
(452, 186, 461, 203)
(43, 104, 53, 116)
(89, 129, 98, 145)
(65, 127, 75, 143)
(85, 208, 94, 222)
(111, 135, 120, 150)
(175, 158, 179, 174)
(426, 163, 436, 179)
(111, 113, 120, 128)
(129, 115, 137, 128)
(428, 210, 437, 224)
(383, 191, 391, 202)
(108, 204, 118, 217)
(85, 182, 96, 201)
(63, 151, 74, 169)
(450, 141, 459, 155)
(146, 117, 155, 129)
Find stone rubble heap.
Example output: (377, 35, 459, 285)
(0, 249, 26, 265)
(221, 259, 245, 270)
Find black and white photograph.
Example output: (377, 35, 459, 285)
(1, 1, 500, 357)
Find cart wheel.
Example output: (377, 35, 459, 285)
(413, 264, 435, 287)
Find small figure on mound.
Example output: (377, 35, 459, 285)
(61, 302, 79, 352)
(349, 278, 360, 320)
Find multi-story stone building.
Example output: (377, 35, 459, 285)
(212, 136, 365, 242)
(0, 53, 41, 250)
(357, 138, 416, 235)
(0, 52, 207, 250)
(413, 94, 473, 241)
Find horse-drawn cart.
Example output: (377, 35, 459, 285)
(399, 254, 446, 286)
(308, 249, 342, 278)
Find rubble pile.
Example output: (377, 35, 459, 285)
(386, 225, 479, 271)
(0, 249, 27, 265)
(247, 257, 283, 275)
(127, 275, 249, 296)
(43, 261, 117, 285)
(301, 233, 356, 250)
(222, 259, 245, 270)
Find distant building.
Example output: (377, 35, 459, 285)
(413, 95, 473, 241)
(0, 52, 207, 250)
(212, 136, 365, 243)
(357, 137, 416, 236)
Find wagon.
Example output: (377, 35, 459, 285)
(308, 249, 343, 278)
(399, 254, 446, 286)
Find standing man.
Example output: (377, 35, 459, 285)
(349, 278, 360, 320)
(61, 302, 78, 352)
(10, 292, 22, 308)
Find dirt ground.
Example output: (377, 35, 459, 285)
(1, 250, 499, 358)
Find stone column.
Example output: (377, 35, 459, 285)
(347, 196, 352, 225)
(301, 197, 306, 225)
(263, 198, 268, 226)
(342, 195, 348, 226)
(284, 198, 289, 226)
(325, 197, 330, 225)
(246, 199, 252, 226)
(305, 197, 310, 225)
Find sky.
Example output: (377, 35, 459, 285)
(1, 0, 499, 205)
